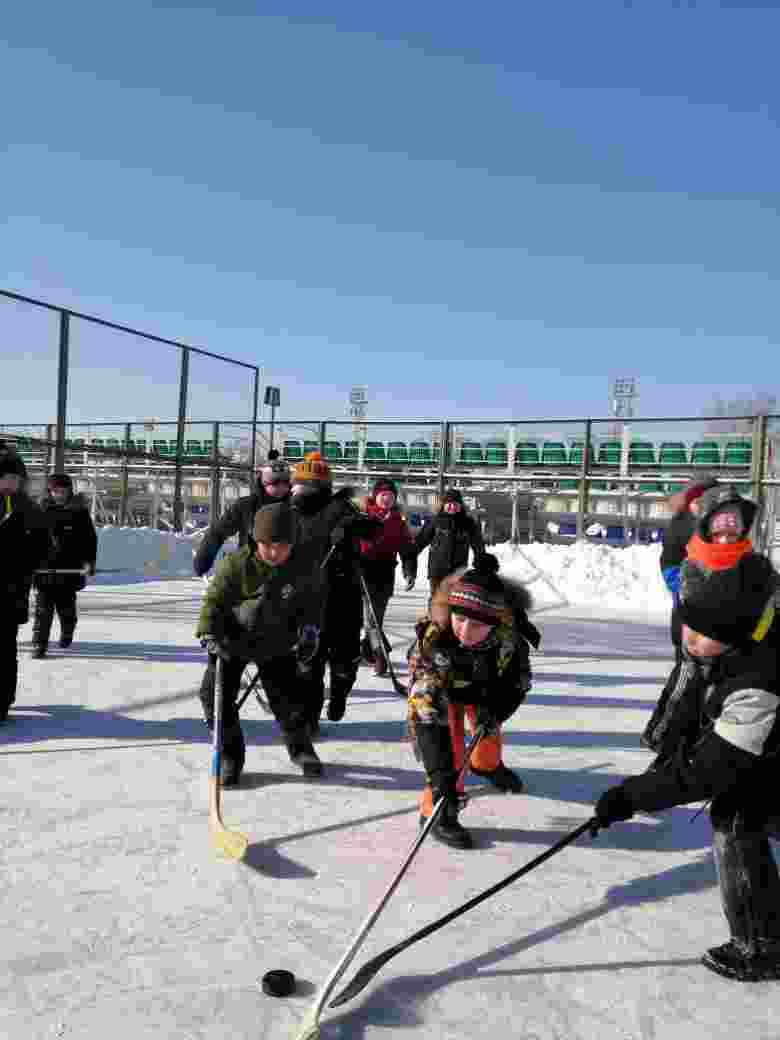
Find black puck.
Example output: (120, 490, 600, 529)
(261, 969, 296, 997)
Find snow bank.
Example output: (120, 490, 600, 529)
(406, 541, 671, 614)
(95, 526, 207, 579)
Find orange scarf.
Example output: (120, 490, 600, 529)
(686, 533, 753, 572)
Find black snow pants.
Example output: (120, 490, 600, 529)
(32, 581, 78, 650)
(303, 580, 363, 725)
(711, 791, 780, 956)
(0, 621, 20, 720)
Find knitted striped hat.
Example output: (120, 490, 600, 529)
(292, 451, 331, 485)
(448, 553, 505, 624)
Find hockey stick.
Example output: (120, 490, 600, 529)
(235, 669, 263, 712)
(35, 567, 91, 575)
(208, 656, 249, 861)
(356, 567, 407, 699)
(329, 815, 596, 1008)
(290, 726, 486, 1040)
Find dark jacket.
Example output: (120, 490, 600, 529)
(621, 632, 780, 816)
(1, 491, 49, 623)
(659, 508, 696, 600)
(193, 483, 285, 576)
(414, 510, 484, 581)
(196, 542, 322, 662)
(35, 492, 98, 590)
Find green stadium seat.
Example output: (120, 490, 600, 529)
(590, 481, 609, 491)
(343, 440, 360, 462)
(724, 440, 752, 466)
(323, 440, 342, 461)
(458, 440, 484, 464)
(169, 440, 179, 455)
(185, 439, 203, 456)
(515, 441, 539, 465)
(283, 439, 303, 460)
(735, 483, 753, 494)
(659, 441, 688, 465)
(409, 440, 433, 464)
(666, 482, 685, 493)
(387, 441, 409, 464)
(106, 438, 121, 450)
(203, 440, 214, 455)
(152, 439, 168, 455)
(485, 440, 508, 465)
(597, 441, 621, 464)
(629, 441, 656, 465)
(90, 438, 105, 449)
(568, 441, 594, 465)
(691, 441, 721, 465)
(365, 441, 386, 462)
(558, 479, 579, 490)
(639, 481, 665, 493)
(541, 441, 567, 465)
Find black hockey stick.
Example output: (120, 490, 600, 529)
(329, 816, 596, 1008)
(290, 727, 486, 1040)
(356, 567, 407, 699)
(236, 669, 262, 712)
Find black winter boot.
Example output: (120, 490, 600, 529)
(702, 941, 780, 982)
(31, 645, 48, 659)
(471, 763, 525, 793)
(286, 736, 323, 777)
(327, 670, 355, 722)
(59, 630, 75, 649)
(428, 791, 473, 850)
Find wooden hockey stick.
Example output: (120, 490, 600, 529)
(208, 656, 249, 861)
(357, 567, 407, 698)
(289, 726, 486, 1040)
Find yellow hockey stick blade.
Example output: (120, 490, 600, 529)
(290, 1006, 321, 1040)
(208, 775, 249, 861)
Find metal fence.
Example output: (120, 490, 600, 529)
(1, 289, 261, 529)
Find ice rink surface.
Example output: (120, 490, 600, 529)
(3, 578, 779, 1040)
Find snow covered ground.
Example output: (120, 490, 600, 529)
(3, 532, 780, 1039)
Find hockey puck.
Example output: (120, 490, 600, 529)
(261, 969, 296, 997)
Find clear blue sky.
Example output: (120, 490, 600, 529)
(2, 1, 778, 431)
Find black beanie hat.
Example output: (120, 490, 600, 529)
(0, 442, 27, 480)
(373, 477, 398, 496)
(443, 488, 463, 505)
(253, 502, 298, 544)
(695, 484, 757, 542)
(678, 552, 776, 645)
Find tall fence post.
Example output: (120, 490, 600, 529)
(119, 422, 131, 526)
(437, 420, 450, 500)
(54, 311, 70, 472)
(45, 423, 55, 477)
(318, 421, 326, 456)
(576, 420, 592, 541)
(250, 369, 260, 473)
(752, 414, 769, 552)
(210, 422, 221, 525)
(173, 347, 190, 532)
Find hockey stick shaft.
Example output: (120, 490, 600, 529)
(290, 727, 486, 1040)
(235, 669, 262, 712)
(208, 656, 249, 860)
(357, 567, 407, 698)
(329, 816, 596, 1008)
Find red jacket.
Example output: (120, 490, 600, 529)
(358, 498, 415, 564)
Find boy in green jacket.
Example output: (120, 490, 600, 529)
(196, 501, 323, 783)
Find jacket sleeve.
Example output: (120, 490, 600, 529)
(620, 687, 780, 813)
(193, 501, 243, 576)
(25, 504, 51, 577)
(491, 641, 533, 723)
(196, 555, 240, 640)
(469, 518, 485, 560)
(413, 518, 436, 553)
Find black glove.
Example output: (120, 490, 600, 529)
(200, 635, 230, 661)
(295, 624, 320, 670)
(330, 524, 350, 546)
(592, 785, 634, 835)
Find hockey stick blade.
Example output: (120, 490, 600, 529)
(329, 816, 596, 1008)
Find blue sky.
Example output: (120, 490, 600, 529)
(1, 1, 778, 431)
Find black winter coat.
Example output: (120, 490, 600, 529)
(414, 511, 484, 580)
(292, 487, 382, 628)
(621, 634, 780, 817)
(193, 484, 286, 576)
(35, 493, 98, 590)
(1, 491, 49, 623)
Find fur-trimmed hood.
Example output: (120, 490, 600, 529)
(430, 566, 534, 630)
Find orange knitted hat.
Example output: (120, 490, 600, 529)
(292, 450, 331, 484)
